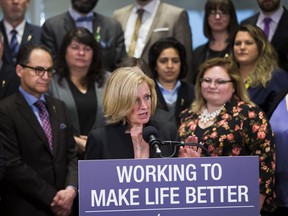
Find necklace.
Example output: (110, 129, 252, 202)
(137, 143, 144, 152)
(131, 136, 145, 152)
(198, 105, 224, 124)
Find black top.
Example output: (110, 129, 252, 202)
(192, 42, 231, 83)
(194, 124, 213, 144)
(67, 79, 97, 135)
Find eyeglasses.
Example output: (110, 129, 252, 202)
(208, 10, 229, 17)
(200, 78, 233, 88)
(20, 64, 56, 77)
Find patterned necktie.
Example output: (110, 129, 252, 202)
(34, 100, 53, 153)
(10, 29, 19, 64)
(128, 9, 145, 56)
(263, 17, 272, 39)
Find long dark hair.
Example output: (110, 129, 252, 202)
(203, 0, 238, 41)
(56, 27, 105, 88)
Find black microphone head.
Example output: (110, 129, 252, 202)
(142, 126, 159, 143)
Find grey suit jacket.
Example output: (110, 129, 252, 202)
(113, 2, 193, 81)
(0, 92, 78, 215)
(0, 21, 42, 66)
(48, 73, 108, 135)
(41, 12, 127, 72)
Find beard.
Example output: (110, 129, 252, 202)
(257, 0, 281, 12)
(71, 0, 98, 14)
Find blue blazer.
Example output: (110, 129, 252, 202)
(248, 68, 288, 113)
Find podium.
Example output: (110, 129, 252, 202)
(79, 156, 259, 216)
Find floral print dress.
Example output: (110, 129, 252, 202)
(178, 95, 276, 212)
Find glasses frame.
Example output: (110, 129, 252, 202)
(20, 64, 56, 77)
(208, 10, 230, 18)
(200, 78, 233, 88)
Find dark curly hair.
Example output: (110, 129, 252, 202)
(148, 37, 187, 80)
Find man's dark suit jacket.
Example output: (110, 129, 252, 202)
(0, 62, 19, 100)
(241, 6, 288, 72)
(41, 12, 127, 72)
(0, 21, 42, 66)
(0, 92, 78, 216)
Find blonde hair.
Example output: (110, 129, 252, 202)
(232, 24, 278, 87)
(103, 67, 157, 124)
(191, 57, 253, 114)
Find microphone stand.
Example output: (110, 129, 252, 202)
(158, 141, 211, 158)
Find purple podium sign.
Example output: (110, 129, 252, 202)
(79, 156, 259, 216)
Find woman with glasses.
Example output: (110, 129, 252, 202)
(191, 0, 238, 83)
(48, 27, 108, 158)
(232, 24, 288, 114)
(178, 57, 276, 214)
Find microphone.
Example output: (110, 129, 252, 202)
(162, 141, 211, 156)
(142, 126, 162, 154)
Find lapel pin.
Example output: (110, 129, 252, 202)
(27, 34, 32, 42)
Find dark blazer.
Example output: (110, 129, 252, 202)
(0, 92, 78, 216)
(241, 6, 288, 72)
(41, 12, 127, 72)
(0, 62, 19, 100)
(0, 21, 42, 66)
(85, 121, 177, 160)
(155, 81, 194, 125)
(192, 42, 231, 84)
(266, 89, 288, 119)
(248, 68, 288, 113)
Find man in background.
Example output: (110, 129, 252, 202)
(0, 44, 78, 216)
(113, 0, 193, 82)
(41, 0, 127, 72)
(0, 31, 19, 100)
(0, 0, 42, 66)
(241, 0, 288, 72)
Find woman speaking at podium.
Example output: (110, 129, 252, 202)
(178, 57, 276, 215)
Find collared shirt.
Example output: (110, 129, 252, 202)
(69, 7, 94, 33)
(125, 0, 160, 57)
(3, 19, 26, 45)
(257, 6, 284, 41)
(156, 80, 181, 105)
(19, 87, 47, 126)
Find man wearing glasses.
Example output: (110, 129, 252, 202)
(0, 44, 78, 216)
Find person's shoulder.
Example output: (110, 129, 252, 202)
(25, 22, 41, 31)
(272, 68, 288, 78)
(270, 68, 288, 86)
(113, 4, 133, 16)
(94, 12, 122, 29)
(161, 2, 186, 13)
(42, 12, 69, 25)
(180, 80, 194, 91)
(45, 94, 65, 107)
(193, 43, 208, 54)
(240, 13, 259, 25)
(0, 92, 20, 109)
